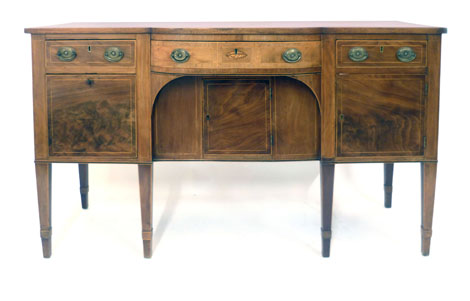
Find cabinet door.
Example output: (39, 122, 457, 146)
(337, 74, 425, 157)
(47, 75, 136, 157)
(203, 79, 271, 157)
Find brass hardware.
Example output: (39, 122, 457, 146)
(171, 48, 190, 63)
(57, 47, 77, 62)
(282, 48, 302, 63)
(380, 46, 384, 53)
(396, 47, 416, 62)
(104, 46, 124, 62)
(348, 47, 368, 62)
(226, 49, 247, 59)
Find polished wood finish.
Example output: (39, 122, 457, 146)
(152, 76, 320, 161)
(46, 75, 137, 157)
(204, 79, 271, 156)
(336, 40, 427, 68)
(153, 77, 201, 159)
(138, 164, 153, 258)
(421, 162, 437, 256)
(384, 163, 394, 208)
(26, 22, 445, 258)
(273, 77, 320, 160)
(336, 74, 425, 158)
(151, 41, 320, 74)
(25, 21, 446, 35)
(45, 40, 136, 74)
(35, 163, 52, 258)
(320, 162, 335, 258)
(78, 164, 89, 209)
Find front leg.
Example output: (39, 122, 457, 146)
(78, 164, 89, 209)
(320, 162, 335, 257)
(421, 162, 437, 256)
(138, 164, 153, 258)
(35, 163, 52, 258)
(384, 163, 394, 208)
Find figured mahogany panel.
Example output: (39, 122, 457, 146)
(204, 79, 271, 156)
(273, 77, 320, 160)
(152, 77, 201, 159)
(47, 75, 136, 157)
(336, 40, 427, 68)
(337, 74, 425, 157)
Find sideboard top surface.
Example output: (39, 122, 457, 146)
(24, 21, 447, 35)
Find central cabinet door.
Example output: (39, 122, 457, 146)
(203, 79, 272, 157)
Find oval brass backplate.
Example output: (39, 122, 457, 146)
(348, 47, 368, 62)
(57, 47, 77, 62)
(282, 48, 302, 63)
(104, 46, 124, 63)
(170, 49, 190, 63)
(396, 47, 417, 62)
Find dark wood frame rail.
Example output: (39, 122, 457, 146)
(25, 22, 446, 258)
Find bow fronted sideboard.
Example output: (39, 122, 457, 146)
(25, 22, 446, 258)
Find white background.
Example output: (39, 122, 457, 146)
(1, 0, 468, 300)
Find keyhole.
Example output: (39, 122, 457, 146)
(206, 115, 210, 120)
(234, 48, 238, 55)
(88, 46, 91, 52)
(380, 46, 384, 53)
(87, 79, 94, 86)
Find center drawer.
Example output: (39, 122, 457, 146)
(151, 41, 321, 74)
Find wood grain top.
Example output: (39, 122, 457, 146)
(24, 21, 447, 34)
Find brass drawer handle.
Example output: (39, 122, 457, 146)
(57, 47, 77, 62)
(282, 48, 302, 63)
(104, 47, 124, 62)
(348, 47, 368, 62)
(397, 47, 416, 62)
(171, 49, 190, 63)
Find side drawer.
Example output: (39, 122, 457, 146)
(45, 40, 136, 73)
(336, 40, 427, 68)
(151, 41, 320, 74)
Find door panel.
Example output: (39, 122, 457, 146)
(153, 77, 201, 159)
(203, 79, 271, 156)
(337, 74, 425, 157)
(47, 75, 136, 157)
(273, 77, 320, 160)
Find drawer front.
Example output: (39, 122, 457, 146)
(336, 40, 427, 67)
(151, 41, 320, 73)
(45, 40, 136, 73)
(47, 75, 137, 158)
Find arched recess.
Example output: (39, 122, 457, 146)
(150, 73, 321, 161)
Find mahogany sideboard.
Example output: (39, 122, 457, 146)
(25, 22, 446, 258)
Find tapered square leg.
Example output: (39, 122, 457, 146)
(384, 163, 394, 208)
(78, 164, 89, 209)
(421, 162, 437, 256)
(35, 163, 52, 258)
(320, 162, 335, 258)
(138, 164, 153, 258)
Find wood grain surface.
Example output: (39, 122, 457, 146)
(204, 79, 271, 155)
(337, 74, 425, 157)
(47, 75, 137, 157)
